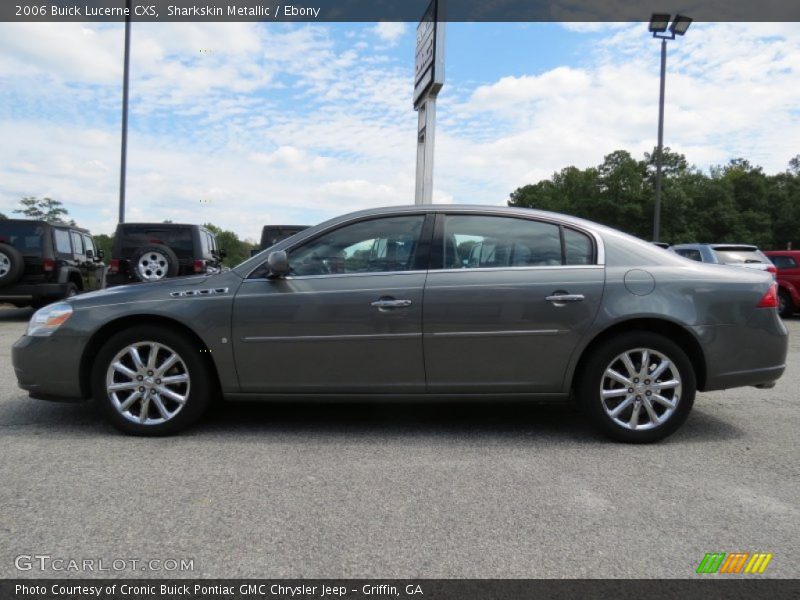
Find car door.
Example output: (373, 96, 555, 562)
(423, 213, 605, 393)
(81, 234, 104, 290)
(232, 213, 433, 393)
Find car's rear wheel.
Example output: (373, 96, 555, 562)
(579, 331, 695, 443)
(92, 326, 213, 435)
(778, 289, 794, 318)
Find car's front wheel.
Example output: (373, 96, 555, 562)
(92, 326, 213, 435)
(579, 331, 696, 443)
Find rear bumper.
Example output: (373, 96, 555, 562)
(693, 312, 789, 391)
(12, 333, 88, 400)
(0, 282, 68, 302)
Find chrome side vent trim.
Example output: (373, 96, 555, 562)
(170, 287, 229, 298)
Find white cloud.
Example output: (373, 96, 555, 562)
(373, 22, 406, 46)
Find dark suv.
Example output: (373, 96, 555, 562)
(250, 225, 309, 256)
(0, 219, 106, 308)
(106, 223, 223, 285)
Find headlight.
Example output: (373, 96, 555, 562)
(27, 302, 73, 337)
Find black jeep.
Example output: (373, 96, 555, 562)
(106, 223, 224, 285)
(0, 219, 106, 308)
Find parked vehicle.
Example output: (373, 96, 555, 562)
(0, 219, 106, 308)
(669, 243, 777, 277)
(251, 224, 309, 256)
(13, 206, 787, 442)
(764, 250, 800, 318)
(106, 223, 224, 285)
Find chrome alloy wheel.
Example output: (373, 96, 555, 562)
(137, 251, 169, 281)
(105, 341, 190, 425)
(600, 347, 681, 431)
(0, 251, 10, 278)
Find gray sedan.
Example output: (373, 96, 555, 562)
(11, 205, 788, 442)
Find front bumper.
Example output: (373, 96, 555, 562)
(12, 333, 88, 401)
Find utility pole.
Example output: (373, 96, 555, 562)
(118, 0, 131, 224)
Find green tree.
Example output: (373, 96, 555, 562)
(203, 223, 256, 267)
(0, 211, 6, 220)
(93, 233, 114, 262)
(14, 196, 75, 224)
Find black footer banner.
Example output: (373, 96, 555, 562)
(2, 579, 799, 600)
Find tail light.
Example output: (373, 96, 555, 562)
(766, 264, 777, 277)
(757, 283, 779, 309)
(108, 259, 120, 274)
(193, 259, 206, 274)
(42, 258, 55, 273)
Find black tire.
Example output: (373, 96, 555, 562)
(578, 331, 696, 443)
(91, 325, 214, 435)
(0, 242, 24, 286)
(63, 281, 79, 299)
(778, 289, 794, 319)
(131, 244, 178, 282)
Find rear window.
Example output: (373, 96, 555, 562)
(119, 226, 194, 258)
(675, 248, 703, 262)
(713, 247, 769, 265)
(0, 221, 46, 255)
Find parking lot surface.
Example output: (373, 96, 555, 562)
(1, 305, 798, 578)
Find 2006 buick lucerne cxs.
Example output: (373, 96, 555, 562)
(12, 206, 788, 442)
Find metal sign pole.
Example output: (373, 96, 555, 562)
(415, 97, 436, 204)
(118, 0, 131, 224)
(413, 0, 445, 205)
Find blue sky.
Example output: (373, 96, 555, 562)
(0, 21, 798, 239)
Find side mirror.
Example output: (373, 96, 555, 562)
(266, 250, 289, 278)
(97, 249, 105, 259)
(85, 249, 94, 259)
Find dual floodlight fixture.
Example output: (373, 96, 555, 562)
(649, 13, 693, 39)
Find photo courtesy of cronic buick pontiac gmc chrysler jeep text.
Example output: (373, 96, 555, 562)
(11, 206, 788, 442)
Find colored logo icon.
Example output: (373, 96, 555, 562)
(696, 552, 773, 574)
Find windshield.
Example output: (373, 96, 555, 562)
(0, 221, 46, 255)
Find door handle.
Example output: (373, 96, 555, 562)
(545, 293, 585, 304)
(371, 299, 412, 309)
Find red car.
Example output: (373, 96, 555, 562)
(765, 250, 800, 318)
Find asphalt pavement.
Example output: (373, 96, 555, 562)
(1, 305, 798, 579)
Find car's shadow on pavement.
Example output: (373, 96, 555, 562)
(0, 393, 747, 444)
(0, 305, 33, 321)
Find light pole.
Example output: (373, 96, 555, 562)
(119, 0, 131, 224)
(648, 13, 692, 242)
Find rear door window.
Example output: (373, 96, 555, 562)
(675, 248, 703, 262)
(70, 231, 84, 256)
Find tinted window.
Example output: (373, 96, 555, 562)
(442, 215, 563, 269)
(675, 248, 703, 262)
(713, 248, 769, 265)
(0, 221, 45, 255)
(770, 255, 798, 269)
(120, 227, 194, 258)
(70, 231, 84, 255)
(564, 227, 594, 265)
(200, 231, 210, 255)
(288, 216, 425, 276)
(54, 229, 72, 254)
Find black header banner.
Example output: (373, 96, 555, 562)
(2, 0, 800, 22)
(2, 579, 800, 600)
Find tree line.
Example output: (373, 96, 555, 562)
(508, 149, 800, 249)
